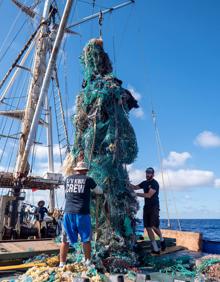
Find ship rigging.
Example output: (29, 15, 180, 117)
(0, 0, 134, 239)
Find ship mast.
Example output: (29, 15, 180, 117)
(11, 0, 74, 230)
(15, 0, 51, 177)
(1, 0, 134, 236)
(10, 0, 52, 231)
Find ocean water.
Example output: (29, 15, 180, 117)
(136, 219, 220, 241)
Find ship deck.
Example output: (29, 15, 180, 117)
(0, 172, 62, 190)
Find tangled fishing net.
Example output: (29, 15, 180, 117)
(195, 255, 220, 281)
(1, 37, 141, 282)
(70, 38, 139, 263)
(2, 243, 138, 282)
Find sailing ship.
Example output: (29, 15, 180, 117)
(0, 0, 135, 241)
(0, 1, 220, 281)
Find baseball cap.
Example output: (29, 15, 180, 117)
(145, 167, 154, 174)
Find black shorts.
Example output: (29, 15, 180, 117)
(143, 206, 160, 228)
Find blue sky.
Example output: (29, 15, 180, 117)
(0, 0, 220, 219)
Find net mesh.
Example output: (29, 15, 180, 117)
(71, 38, 139, 264)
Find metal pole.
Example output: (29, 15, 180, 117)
(19, 0, 74, 174)
(68, 0, 134, 29)
(45, 95, 55, 211)
(45, 96, 54, 173)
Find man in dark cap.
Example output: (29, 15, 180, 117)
(35, 200, 48, 222)
(130, 167, 166, 254)
(34, 200, 49, 238)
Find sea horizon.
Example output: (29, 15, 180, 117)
(136, 218, 220, 241)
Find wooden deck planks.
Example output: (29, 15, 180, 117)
(0, 240, 60, 262)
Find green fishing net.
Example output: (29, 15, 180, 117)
(71, 38, 139, 266)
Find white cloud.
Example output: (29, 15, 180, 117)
(163, 151, 191, 168)
(33, 144, 65, 160)
(127, 164, 145, 184)
(127, 85, 145, 119)
(132, 107, 144, 119)
(127, 85, 142, 101)
(195, 131, 220, 148)
(127, 165, 215, 190)
(214, 178, 220, 188)
(158, 169, 214, 189)
(32, 161, 62, 176)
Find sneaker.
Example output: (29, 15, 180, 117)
(151, 250, 160, 255)
(160, 240, 166, 251)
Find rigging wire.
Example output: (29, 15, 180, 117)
(0, 42, 33, 171)
(75, 1, 84, 90)
(151, 109, 182, 230)
(52, 78, 63, 165)
(117, 2, 134, 58)
(0, 4, 24, 58)
(151, 110, 171, 228)
(0, 18, 28, 64)
(54, 68, 71, 153)
(6, 72, 28, 171)
(109, 10, 117, 74)
(78, 0, 109, 10)
(0, 66, 29, 169)
(0, 39, 34, 104)
(0, 22, 41, 90)
(89, 0, 95, 37)
(150, 85, 182, 229)
(132, 20, 182, 230)
(62, 50, 70, 135)
(0, 82, 17, 164)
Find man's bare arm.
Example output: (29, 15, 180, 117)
(136, 188, 156, 198)
(129, 183, 142, 191)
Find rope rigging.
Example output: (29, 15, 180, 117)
(151, 109, 182, 230)
(0, 70, 29, 171)
(0, 3, 61, 92)
(0, 40, 34, 104)
(0, 5, 24, 60)
(0, 18, 28, 65)
(151, 110, 171, 228)
(0, 21, 42, 90)
(132, 21, 182, 230)
(53, 67, 71, 154)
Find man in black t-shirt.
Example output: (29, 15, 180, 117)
(59, 161, 103, 267)
(130, 167, 166, 254)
